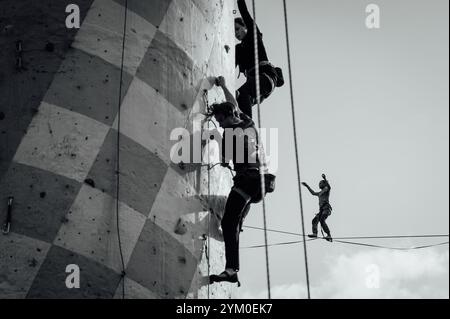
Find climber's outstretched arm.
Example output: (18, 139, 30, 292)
(237, 0, 253, 28)
(301, 182, 320, 196)
(216, 76, 239, 111)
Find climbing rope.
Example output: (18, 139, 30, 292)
(243, 225, 450, 240)
(241, 225, 450, 250)
(282, 0, 311, 299)
(242, 238, 450, 251)
(251, 0, 272, 300)
(115, 0, 128, 300)
(332, 240, 450, 251)
(205, 94, 212, 299)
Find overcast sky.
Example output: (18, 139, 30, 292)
(235, 0, 449, 298)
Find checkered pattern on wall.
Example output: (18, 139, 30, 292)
(0, 0, 235, 299)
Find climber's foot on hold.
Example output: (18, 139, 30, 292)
(210, 269, 241, 287)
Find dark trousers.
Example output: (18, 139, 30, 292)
(237, 73, 275, 118)
(221, 189, 250, 271)
(221, 171, 265, 271)
(312, 208, 331, 236)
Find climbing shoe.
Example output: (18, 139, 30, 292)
(324, 235, 333, 242)
(210, 270, 241, 287)
(307, 234, 318, 239)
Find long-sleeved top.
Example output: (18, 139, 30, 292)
(221, 113, 268, 175)
(235, 0, 270, 76)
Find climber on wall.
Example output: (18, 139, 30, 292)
(234, 0, 284, 118)
(207, 76, 276, 286)
(302, 174, 333, 242)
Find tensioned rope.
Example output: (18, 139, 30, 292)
(251, 0, 271, 300)
(243, 225, 450, 240)
(115, 0, 128, 300)
(242, 237, 450, 251)
(333, 240, 449, 250)
(282, 0, 311, 299)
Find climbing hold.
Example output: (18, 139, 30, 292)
(29, 258, 38, 268)
(174, 218, 187, 235)
(224, 45, 230, 53)
(39, 192, 46, 199)
(84, 178, 96, 188)
(3, 24, 14, 35)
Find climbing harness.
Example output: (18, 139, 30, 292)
(2, 197, 13, 235)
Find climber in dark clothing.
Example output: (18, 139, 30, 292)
(302, 174, 333, 242)
(235, 0, 282, 118)
(207, 76, 275, 286)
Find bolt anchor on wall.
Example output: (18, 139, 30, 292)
(16, 40, 24, 71)
(2, 196, 14, 235)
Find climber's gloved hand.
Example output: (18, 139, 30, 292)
(215, 76, 226, 87)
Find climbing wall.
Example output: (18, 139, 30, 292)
(0, 0, 235, 299)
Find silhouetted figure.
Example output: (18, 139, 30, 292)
(234, 0, 282, 118)
(207, 76, 275, 286)
(302, 174, 333, 242)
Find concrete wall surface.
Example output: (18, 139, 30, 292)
(0, 0, 236, 299)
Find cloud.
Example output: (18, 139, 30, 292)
(238, 248, 449, 299)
